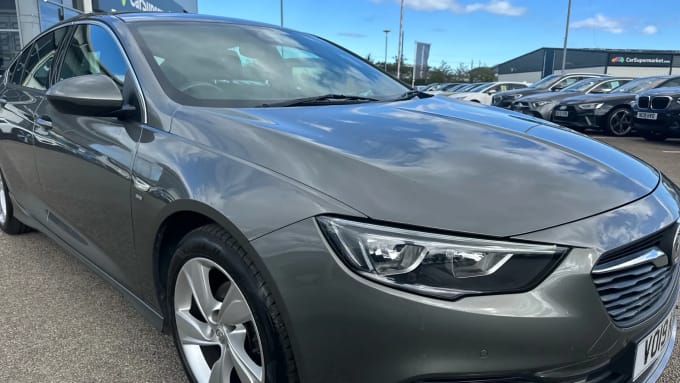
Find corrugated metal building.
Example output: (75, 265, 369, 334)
(497, 47, 680, 82)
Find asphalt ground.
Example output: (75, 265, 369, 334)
(1, 135, 680, 382)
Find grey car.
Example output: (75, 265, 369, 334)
(0, 12, 679, 383)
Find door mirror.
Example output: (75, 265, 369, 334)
(47, 74, 123, 116)
(486, 89, 497, 95)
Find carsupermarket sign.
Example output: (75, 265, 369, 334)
(94, 0, 187, 12)
(608, 53, 672, 67)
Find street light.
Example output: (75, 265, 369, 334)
(280, 0, 284, 27)
(561, 0, 572, 72)
(383, 29, 390, 72)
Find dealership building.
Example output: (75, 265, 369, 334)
(0, 0, 197, 71)
(497, 47, 680, 83)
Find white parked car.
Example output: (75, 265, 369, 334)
(448, 82, 528, 105)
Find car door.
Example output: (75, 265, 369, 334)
(33, 22, 144, 286)
(0, 26, 69, 218)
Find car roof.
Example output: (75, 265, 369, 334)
(49, 12, 283, 31)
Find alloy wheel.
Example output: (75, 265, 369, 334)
(174, 257, 265, 383)
(0, 175, 7, 225)
(609, 109, 632, 136)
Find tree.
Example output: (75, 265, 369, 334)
(427, 61, 453, 83)
(469, 66, 497, 82)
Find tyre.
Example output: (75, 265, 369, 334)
(606, 107, 633, 136)
(168, 224, 298, 383)
(0, 170, 30, 235)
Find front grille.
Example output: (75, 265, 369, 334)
(583, 367, 628, 383)
(592, 225, 679, 327)
(651, 96, 671, 110)
(638, 96, 650, 109)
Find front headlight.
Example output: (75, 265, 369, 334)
(576, 103, 604, 110)
(511, 94, 523, 99)
(317, 217, 568, 300)
(532, 101, 552, 107)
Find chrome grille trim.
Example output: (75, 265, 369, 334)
(592, 245, 674, 327)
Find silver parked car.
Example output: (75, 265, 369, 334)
(0, 12, 678, 383)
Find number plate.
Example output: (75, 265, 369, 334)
(637, 112, 658, 120)
(554, 110, 569, 117)
(633, 312, 675, 380)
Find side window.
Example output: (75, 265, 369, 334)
(592, 80, 620, 93)
(510, 83, 525, 90)
(554, 77, 580, 89)
(58, 24, 129, 85)
(9, 47, 32, 86)
(22, 28, 67, 90)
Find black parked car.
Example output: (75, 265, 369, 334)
(491, 73, 604, 108)
(552, 76, 680, 136)
(633, 87, 680, 141)
(511, 77, 631, 120)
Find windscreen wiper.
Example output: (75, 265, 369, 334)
(259, 94, 379, 107)
(391, 89, 433, 101)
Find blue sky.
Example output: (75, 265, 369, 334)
(197, 0, 677, 68)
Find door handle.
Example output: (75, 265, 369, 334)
(36, 115, 53, 130)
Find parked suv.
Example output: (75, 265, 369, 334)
(511, 77, 631, 120)
(552, 75, 680, 136)
(633, 87, 680, 141)
(491, 73, 604, 108)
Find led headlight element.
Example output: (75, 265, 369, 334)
(532, 101, 552, 107)
(576, 103, 604, 110)
(318, 217, 568, 299)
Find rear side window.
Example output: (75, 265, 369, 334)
(22, 27, 67, 90)
(58, 24, 129, 85)
(661, 78, 680, 88)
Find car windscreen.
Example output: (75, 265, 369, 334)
(562, 78, 600, 92)
(129, 21, 409, 107)
(611, 77, 665, 94)
(530, 74, 561, 90)
(469, 82, 492, 92)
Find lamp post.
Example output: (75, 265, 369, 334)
(383, 29, 390, 72)
(561, 0, 572, 72)
(280, 0, 284, 27)
(396, 0, 405, 79)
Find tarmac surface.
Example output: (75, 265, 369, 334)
(0, 135, 679, 382)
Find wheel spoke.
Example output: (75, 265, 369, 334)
(217, 284, 252, 326)
(176, 310, 217, 346)
(227, 328, 264, 383)
(208, 350, 235, 383)
(182, 261, 221, 322)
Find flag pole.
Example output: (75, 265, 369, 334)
(396, 0, 404, 79)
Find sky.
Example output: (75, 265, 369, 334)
(197, 0, 679, 68)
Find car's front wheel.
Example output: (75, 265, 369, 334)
(606, 107, 633, 136)
(168, 225, 298, 383)
(0, 170, 30, 235)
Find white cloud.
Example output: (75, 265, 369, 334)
(570, 13, 624, 34)
(642, 25, 658, 35)
(400, 0, 526, 16)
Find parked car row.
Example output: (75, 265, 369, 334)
(489, 72, 680, 138)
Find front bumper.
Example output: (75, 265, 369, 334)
(252, 180, 680, 383)
(633, 106, 680, 137)
(511, 101, 556, 120)
(551, 105, 610, 129)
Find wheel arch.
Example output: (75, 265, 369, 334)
(150, 200, 288, 333)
